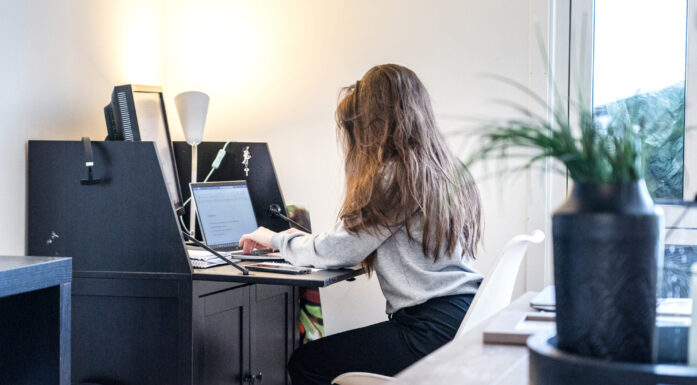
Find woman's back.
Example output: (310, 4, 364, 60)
(241, 64, 484, 385)
(371, 215, 481, 314)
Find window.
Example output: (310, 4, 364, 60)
(569, 0, 697, 298)
(592, 0, 687, 199)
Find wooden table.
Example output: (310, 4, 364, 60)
(392, 292, 537, 385)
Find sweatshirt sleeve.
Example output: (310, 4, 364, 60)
(271, 221, 392, 269)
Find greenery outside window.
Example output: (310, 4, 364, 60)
(571, 0, 697, 298)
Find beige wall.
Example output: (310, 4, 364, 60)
(1, 0, 545, 332)
(0, 0, 168, 255)
(165, 0, 536, 260)
(164, 0, 542, 331)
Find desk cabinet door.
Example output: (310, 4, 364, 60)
(194, 283, 250, 385)
(249, 285, 295, 385)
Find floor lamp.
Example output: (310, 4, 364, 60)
(175, 91, 209, 236)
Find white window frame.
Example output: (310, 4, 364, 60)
(565, 0, 697, 248)
(523, 0, 697, 289)
(569, 0, 697, 201)
(685, 0, 697, 200)
(525, 0, 574, 289)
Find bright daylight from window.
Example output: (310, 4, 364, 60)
(593, 0, 687, 200)
(593, 0, 693, 299)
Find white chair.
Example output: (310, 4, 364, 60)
(331, 230, 545, 385)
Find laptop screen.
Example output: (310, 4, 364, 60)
(190, 181, 259, 248)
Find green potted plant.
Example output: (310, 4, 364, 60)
(467, 82, 675, 363)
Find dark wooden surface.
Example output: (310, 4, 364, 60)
(249, 284, 296, 385)
(26, 141, 361, 384)
(27, 141, 190, 275)
(192, 281, 250, 385)
(193, 263, 364, 287)
(0, 256, 71, 297)
(192, 281, 297, 385)
(0, 256, 72, 385)
(71, 276, 193, 385)
(174, 141, 291, 234)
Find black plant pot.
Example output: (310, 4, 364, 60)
(553, 180, 662, 363)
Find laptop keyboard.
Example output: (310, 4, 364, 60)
(209, 243, 271, 256)
(215, 243, 241, 252)
(229, 249, 271, 256)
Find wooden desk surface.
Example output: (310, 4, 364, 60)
(193, 262, 364, 287)
(392, 292, 537, 385)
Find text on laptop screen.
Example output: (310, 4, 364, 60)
(191, 184, 258, 247)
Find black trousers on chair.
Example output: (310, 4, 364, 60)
(288, 293, 474, 385)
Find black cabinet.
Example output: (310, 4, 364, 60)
(70, 278, 298, 385)
(193, 282, 296, 385)
(71, 275, 193, 385)
(249, 285, 296, 385)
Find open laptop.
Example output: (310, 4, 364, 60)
(189, 181, 282, 259)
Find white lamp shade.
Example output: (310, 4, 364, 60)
(175, 91, 209, 145)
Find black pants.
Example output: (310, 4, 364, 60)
(288, 293, 474, 385)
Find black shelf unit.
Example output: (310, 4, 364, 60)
(0, 256, 72, 385)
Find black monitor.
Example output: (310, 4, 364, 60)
(104, 84, 184, 212)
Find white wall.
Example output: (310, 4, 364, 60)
(0, 0, 547, 333)
(165, 0, 543, 331)
(0, 0, 168, 255)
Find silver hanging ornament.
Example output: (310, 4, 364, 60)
(242, 146, 251, 177)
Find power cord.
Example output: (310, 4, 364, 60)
(179, 141, 233, 239)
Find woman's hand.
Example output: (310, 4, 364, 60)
(239, 227, 277, 254)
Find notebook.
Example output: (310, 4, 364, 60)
(530, 285, 692, 317)
(483, 311, 556, 345)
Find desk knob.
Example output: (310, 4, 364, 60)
(243, 372, 263, 384)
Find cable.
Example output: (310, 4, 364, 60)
(179, 215, 195, 239)
(181, 141, 233, 208)
(182, 231, 249, 275)
(269, 204, 312, 233)
(178, 141, 233, 236)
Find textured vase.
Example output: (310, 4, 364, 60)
(553, 180, 662, 363)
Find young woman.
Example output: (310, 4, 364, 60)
(239, 64, 483, 385)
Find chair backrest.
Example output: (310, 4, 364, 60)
(456, 230, 545, 336)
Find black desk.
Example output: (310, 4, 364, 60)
(26, 140, 364, 385)
(68, 264, 362, 385)
(191, 265, 363, 385)
(0, 256, 72, 385)
(194, 263, 363, 287)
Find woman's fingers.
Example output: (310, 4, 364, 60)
(240, 227, 277, 254)
(239, 235, 256, 254)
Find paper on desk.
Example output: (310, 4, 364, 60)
(188, 249, 232, 261)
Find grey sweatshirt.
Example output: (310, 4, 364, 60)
(271, 218, 482, 314)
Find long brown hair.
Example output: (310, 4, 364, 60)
(336, 64, 482, 271)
